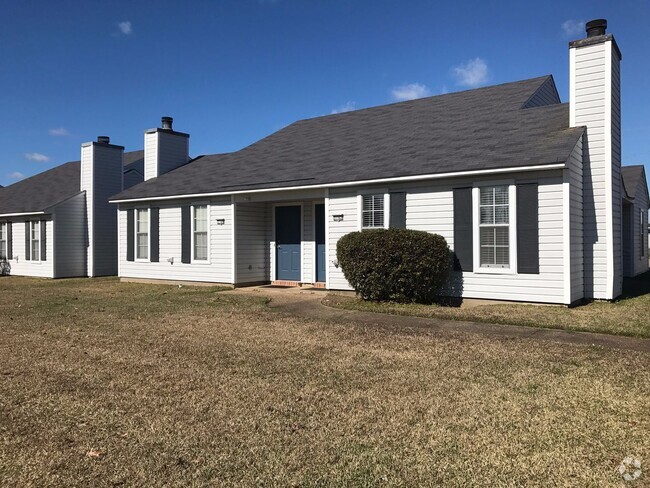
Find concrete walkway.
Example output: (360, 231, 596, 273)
(226, 287, 650, 353)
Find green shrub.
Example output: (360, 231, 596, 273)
(336, 228, 451, 303)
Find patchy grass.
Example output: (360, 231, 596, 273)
(0, 276, 648, 486)
(326, 272, 650, 338)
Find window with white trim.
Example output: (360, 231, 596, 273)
(136, 208, 149, 260)
(0, 222, 6, 260)
(479, 186, 510, 268)
(361, 194, 385, 229)
(193, 205, 208, 261)
(30, 221, 41, 261)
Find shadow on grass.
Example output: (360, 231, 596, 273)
(621, 270, 650, 300)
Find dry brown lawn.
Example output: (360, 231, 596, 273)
(0, 276, 648, 487)
(326, 271, 650, 338)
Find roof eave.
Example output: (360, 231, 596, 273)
(110, 161, 567, 204)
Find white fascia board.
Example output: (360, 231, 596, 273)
(110, 163, 567, 204)
(0, 211, 46, 218)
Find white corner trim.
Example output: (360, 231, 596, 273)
(231, 196, 236, 284)
(324, 188, 330, 289)
(604, 40, 615, 300)
(110, 163, 567, 204)
(569, 47, 576, 127)
(562, 169, 572, 304)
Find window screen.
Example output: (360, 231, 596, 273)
(362, 194, 385, 229)
(479, 186, 509, 268)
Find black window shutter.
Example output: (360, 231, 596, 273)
(126, 209, 134, 262)
(41, 220, 47, 261)
(24, 222, 31, 261)
(517, 183, 539, 274)
(150, 207, 160, 262)
(181, 205, 191, 264)
(453, 188, 473, 271)
(6, 222, 12, 260)
(389, 192, 407, 229)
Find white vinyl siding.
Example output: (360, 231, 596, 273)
(570, 39, 622, 299)
(327, 171, 566, 303)
(192, 205, 209, 261)
(136, 208, 149, 260)
(567, 138, 585, 302)
(144, 131, 189, 181)
(5, 219, 54, 278)
(236, 202, 270, 284)
(52, 193, 87, 278)
(80, 143, 123, 277)
(328, 188, 359, 290)
(118, 198, 233, 284)
(641, 211, 646, 259)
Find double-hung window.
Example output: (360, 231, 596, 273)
(361, 194, 385, 229)
(30, 221, 41, 261)
(136, 208, 149, 260)
(479, 186, 510, 268)
(0, 222, 6, 260)
(192, 205, 208, 261)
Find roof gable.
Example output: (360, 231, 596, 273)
(622, 165, 649, 203)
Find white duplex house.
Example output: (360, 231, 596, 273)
(0, 139, 144, 278)
(100, 19, 640, 304)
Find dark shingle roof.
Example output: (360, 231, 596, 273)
(622, 165, 648, 201)
(0, 161, 81, 215)
(0, 150, 143, 215)
(113, 76, 584, 201)
(124, 150, 144, 175)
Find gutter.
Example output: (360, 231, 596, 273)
(110, 162, 567, 204)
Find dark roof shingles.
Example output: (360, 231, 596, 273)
(0, 150, 143, 215)
(114, 76, 584, 201)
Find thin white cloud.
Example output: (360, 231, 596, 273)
(9, 171, 25, 181)
(331, 101, 357, 114)
(452, 58, 489, 87)
(117, 21, 133, 36)
(561, 20, 585, 37)
(25, 152, 50, 162)
(391, 83, 431, 102)
(49, 127, 70, 136)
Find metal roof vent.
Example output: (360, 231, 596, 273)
(161, 116, 173, 130)
(586, 19, 607, 38)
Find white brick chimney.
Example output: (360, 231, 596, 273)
(80, 136, 124, 277)
(569, 19, 623, 300)
(144, 116, 190, 181)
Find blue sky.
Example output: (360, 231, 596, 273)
(1, 0, 648, 186)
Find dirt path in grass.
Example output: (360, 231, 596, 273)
(226, 287, 650, 353)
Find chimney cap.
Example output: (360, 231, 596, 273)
(586, 19, 607, 37)
(97, 136, 110, 144)
(161, 116, 173, 130)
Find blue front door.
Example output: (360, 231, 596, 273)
(276, 205, 301, 281)
(315, 204, 326, 282)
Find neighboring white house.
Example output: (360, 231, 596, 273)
(0, 139, 144, 278)
(109, 19, 649, 305)
(622, 166, 650, 277)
